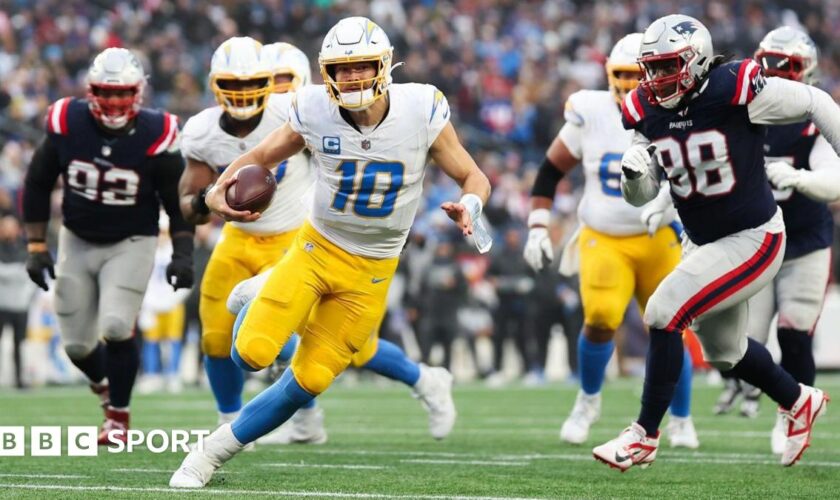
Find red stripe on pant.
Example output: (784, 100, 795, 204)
(666, 232, 783, 332)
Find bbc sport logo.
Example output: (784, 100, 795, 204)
(0, 426, 209, 456)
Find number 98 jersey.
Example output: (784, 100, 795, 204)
(289, 83, 450, 258)
(559, 90, 654, 236)
(621, 59, 777, 245)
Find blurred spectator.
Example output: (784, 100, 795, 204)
(0, 213, 36, 388)
(486, 226, 534, 381)
(417, 236, 468, 369)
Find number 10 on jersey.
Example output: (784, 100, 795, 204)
(331, 161, 405, 217)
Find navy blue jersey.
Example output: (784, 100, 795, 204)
(621, 59, 777, 244)
(765, 122, 834, 259)
(23, 97, 188, 243)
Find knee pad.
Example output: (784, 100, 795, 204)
(233, 329, 279, 371)
(202, 330, 233, 358)
(350, 333, 378, 368)
(100, 314, 133, 342)
(64, 342, 97, 361)
(292, 340, 350, 395)
(643, 296, 673, 330)
(584, 300, 624, 331)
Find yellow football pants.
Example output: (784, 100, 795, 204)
(578, 225, 681, 331)
(235, 221, 398, 395)
(199, 223, 299, 358)
(143, 305, 185, 342)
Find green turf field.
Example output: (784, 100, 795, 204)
(0, 376, 838, 499)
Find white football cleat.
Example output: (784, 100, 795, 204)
(170, 423, 244, 488)
(780, 384, 829, 466)
(256, 407, 328, 445)
(214, 412, 254, 451)
(559, 391, 601, 445)
(593, 422, 658, 472)
(771, 411, 786, 455)
(666, 416, 699, 449)
(412, 365, 457, 439)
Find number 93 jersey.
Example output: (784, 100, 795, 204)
(181, 93, 313, 235)
(559, 90, 655, 236)
(289, 83, 450, 258)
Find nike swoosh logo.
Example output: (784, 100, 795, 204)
(614, 452, 633, 463)
(371, 277, 387, 284)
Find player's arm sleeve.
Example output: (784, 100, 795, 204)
(22, 136, 62, 224)
(153, 152, 195, 236)
(795, 135, 840, 202)
(749, 77, 840, 155)
(620, 131, 661, 206)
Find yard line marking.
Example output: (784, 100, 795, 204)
(277, 448, 840, 463)
(111, 468, 238, 474)
(0, 474, 88, 479)
(0, 484, 546, 499)
(400, 459, 529, 467)
(259, 463, 389, 470)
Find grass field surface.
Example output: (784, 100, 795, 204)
(1, 376, 838, 499)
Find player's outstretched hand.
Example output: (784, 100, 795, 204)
(523, 228, 553, 271)
(205, 177, 261, 223)
(26, 250, 55, 291)
(440, 201, 474, 236)
(766, 161, 801, 190)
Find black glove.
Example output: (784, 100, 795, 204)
(166, 235, 194, 290)
(26, 251, 55, 291)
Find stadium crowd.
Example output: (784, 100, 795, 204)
(1, 0, 840, 388)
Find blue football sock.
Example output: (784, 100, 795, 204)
(362, 338, 420, 386)
(777, 328, 815, 386)
(578, 334, 614, 395)
(669, 348, 693, 418)
(141, 340, 161, 375)
(637, 328, 684, 436)
(727, 338, 800, 410)
(231, 368, 314, 444)
(205, 355, 244, 414)
(278, 334, 299, 364)
(164, 340, 183, 376)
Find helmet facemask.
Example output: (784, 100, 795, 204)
(755, 49, 811, 82)
(87, 84, 143, 130)
(211, 74, 272, 120)
(607, 64, 643, 104)
(321, 55, 390, 111)
(639, 46, 699, 109)
(270, 70, 302, 94)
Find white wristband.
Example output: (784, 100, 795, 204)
(459, 193, 483, 219)
(527, 208, 550, 228)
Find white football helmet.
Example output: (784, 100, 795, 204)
(755, 27, 818, 84)
(261, 42, 311, 94)
(606, 33, 644, 104)
(209, 37, 272, 120)
(318, 16, 394, 110)
(638, 15, 714, 109)
(85, 48, 146, 130)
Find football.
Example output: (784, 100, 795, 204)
(225, 164, 277, 213)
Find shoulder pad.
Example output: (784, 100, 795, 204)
(44, 97, 75, 135)
(621, 88, 646, 129)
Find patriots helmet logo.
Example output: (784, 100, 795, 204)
(672, 21, 699, 36)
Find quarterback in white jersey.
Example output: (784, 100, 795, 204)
(176, 36, 313, 435)
(170, 16, 490, 488)
(523, 33, 698, 449)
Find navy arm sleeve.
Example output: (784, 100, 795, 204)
(152, 152, 195, 236)
(22, 136, 62, 223)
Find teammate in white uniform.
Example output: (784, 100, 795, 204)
(170, 16, 491, 488)
(524, 34, 697, 448)
(177, 36, 313, 437)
